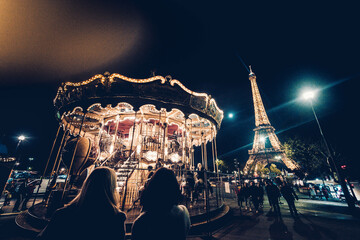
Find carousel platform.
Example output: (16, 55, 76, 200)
(15, 202, 230, 238)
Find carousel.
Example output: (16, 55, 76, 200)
(16, 72, 224, 232)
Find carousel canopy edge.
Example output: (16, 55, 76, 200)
(54, 73, 224, 128)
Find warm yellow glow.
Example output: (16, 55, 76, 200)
(169, 153, 180, 163)
(136, 145, 141, 154)
(144, 151, 157, 161)
(109, 144, 114, 154)
(64, 74, 105, 90)
(169, 79, 208, 98)
(109, 73, 166, 84)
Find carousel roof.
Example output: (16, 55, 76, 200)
(54, 72, 224, 129)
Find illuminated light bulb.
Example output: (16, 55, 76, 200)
(301, 89, 317, 101)
(18, 135, 26, 141)
(109, 144, 114, 154)
(136, 145, 141, 154)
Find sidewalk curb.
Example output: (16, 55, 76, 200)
(0, 212, 20, 217)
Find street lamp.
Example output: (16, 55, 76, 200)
(301, 89, 355, 209)
(301, 89, 317, 101)
(228, 113, 234, 119)
(16, 135, 26, 150)
(18, 135, 26, 141)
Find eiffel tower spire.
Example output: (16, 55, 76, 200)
(248, 66, 271, 127)
(244, 67, 298, 176)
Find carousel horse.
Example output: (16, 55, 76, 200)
(193, 172, 213, 203)
(61, 137, 97, 188)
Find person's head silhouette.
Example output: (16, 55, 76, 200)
(69, 166, 120, 213)
(140, 167, 182, 212)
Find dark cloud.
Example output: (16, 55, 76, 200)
(0, 0, 204, 84)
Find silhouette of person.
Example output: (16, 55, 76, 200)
(265, 180, 281, 218)
(280, 181, 299, 217)
(132, 167, 191, 240)
(21, 179, 37, 210)
(37, 167, 126, 240)
(249, 181, 260, 213)
(321, 186, 329, 200)
(12, 179, 27, 212)
(244, 182, 252, 210)
(3, 180, 15, 206)
(258, 182, 265, 208)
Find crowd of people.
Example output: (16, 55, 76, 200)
(308, 184, 331, 200)
(1, 177, 37, 213)
(235, 181, 264, 213)
(235, 178, 299, 218)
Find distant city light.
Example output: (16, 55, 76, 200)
(228, 113, 234, 118)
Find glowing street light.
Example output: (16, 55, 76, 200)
(228, 113, 234, 119)
(301, 89, 317, 101)
(300, 88, 355, 209)
(16, 135, 26, 150)
(18, 135, 26, 141)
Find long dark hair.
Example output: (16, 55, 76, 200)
(140, 167, 182, 212)
(68, 167, 120, 213)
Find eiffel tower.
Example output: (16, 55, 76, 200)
(243, 66, 298, 176)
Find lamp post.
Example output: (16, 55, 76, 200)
(17, 135, 25, 150)
(1, 135, 27, 212)
(15, 135, 26, 167)
(301, 90, 355, 210)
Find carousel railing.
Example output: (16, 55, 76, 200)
(120, 168, 234, 223)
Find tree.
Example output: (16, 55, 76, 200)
(261, 167, 270, 176)
(216, 159, 229, 173)
(269, 164, 282, 175)
(283, 137, 330, 179)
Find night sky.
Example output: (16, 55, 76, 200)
(1, 1, 359, 179)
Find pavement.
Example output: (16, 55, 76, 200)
(1, 193, 359, 240)
(189, 195, 360, 240)
(0, 195, 44, 217)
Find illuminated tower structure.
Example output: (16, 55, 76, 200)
(243, 67, 298, 176)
